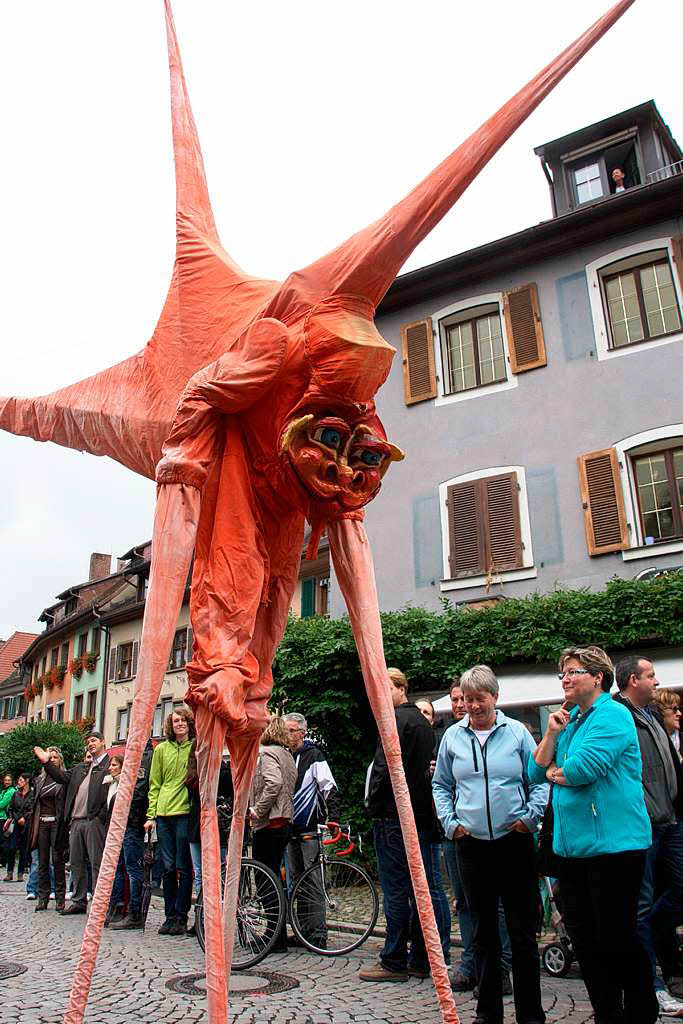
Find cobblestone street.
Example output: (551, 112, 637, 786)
(0, 879, 604, 1024)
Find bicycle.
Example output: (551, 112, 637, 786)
(195, 857, 285, 970)
(288, 822, 379, 955)
(195, 823, 378, 966)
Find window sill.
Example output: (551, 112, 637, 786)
(440, 566, 537, 592)
(622, 539, 683, 562)
(167, 665, 188, 674)
(435, 376, 516, 407)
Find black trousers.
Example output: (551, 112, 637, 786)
(7, 824, 31, 876)
(37, 820, 66, 902)
(557, 851, 657, 1024)
(252, 825, 290, 949)
(457, 831, 545, 1024)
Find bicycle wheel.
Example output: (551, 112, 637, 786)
(289, 858, 379, 955)
(195, 858, 285, 970)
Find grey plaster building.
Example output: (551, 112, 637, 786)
(330, 101, 683, 616)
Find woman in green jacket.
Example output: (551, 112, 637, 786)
(0, 773, 16, 872)
(145, 708, 195, 935)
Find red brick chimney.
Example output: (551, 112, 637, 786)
(89, 552, 112, 581)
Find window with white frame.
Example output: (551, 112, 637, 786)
(613, 427, 683, 560)
(117, 706, 130, 741)
(587, 240, 683, 361)
(433, 294, 517, 406)
(56, 701, 65, 723)
(438, 466, 536, 592)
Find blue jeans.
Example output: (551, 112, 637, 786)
(110, 828, 145, 915)
(27, 848, 55, 896)
(189, 841, 227, 896)
(638, 821, 683, 991)
(373, 819, 438, 973)
(156, 814, 193, 921)
(428, 842, 452, 963)
(445, 838, 511, 977)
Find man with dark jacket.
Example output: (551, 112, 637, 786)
(284, 712, 341, 946)
(614, 655, 683, 1018)
(35, 730, 110, 915)
(110, 737, 155, 929)
(359, 668, 438, 983)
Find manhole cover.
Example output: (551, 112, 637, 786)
(0, 963, 28, 980)
(167, 968, 299, 998)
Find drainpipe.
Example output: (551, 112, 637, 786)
(92, 607, 110, 737)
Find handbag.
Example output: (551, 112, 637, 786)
(3, 819, 14, 836)
(536, 784, 561, 878)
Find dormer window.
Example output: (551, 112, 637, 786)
(567, 135, 641, 207)
(573, 161, 604, 204)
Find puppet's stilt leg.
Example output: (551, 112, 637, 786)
(329, 519, 459, 1024)
(63, 483, 200, 1024)
(195, 706, 229, 1024)
(222, 735, 261, 974)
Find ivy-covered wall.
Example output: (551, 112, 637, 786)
(272, 575, 682, 840)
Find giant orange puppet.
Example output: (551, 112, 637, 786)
(0, 2, 634, 1022)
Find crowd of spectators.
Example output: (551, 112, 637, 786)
(3, 646, 683, 1024)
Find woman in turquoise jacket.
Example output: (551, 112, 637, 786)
(529, 645, 656, 1024)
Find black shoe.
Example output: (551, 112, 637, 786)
(60, 903, 87, 915)
(35, 900, 49, 912)
(158, 918, 175, 935)
(55, 900, 65, 912)
(450, 970, 475, 992)
(111, 913, 143, 931)
(167, 917, 188, 936)
(104, 906, 125, 928)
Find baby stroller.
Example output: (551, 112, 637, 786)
(540, 876, 575, 978)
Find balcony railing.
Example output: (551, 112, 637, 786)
(647, 160, 683, 185)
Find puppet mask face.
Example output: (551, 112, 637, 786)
(281, 413, 403, 514)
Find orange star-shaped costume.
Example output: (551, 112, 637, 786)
(0, 3, 634, 1022)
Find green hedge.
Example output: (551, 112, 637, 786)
(272, 574, 683, 844)
(0, 721, 85, 780)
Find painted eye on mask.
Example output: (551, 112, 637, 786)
(358, 450, 382, 467)
(313, 426, 343, 449)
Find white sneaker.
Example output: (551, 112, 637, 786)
(26, 893, 36, 901)
(65, 891, 73, 899)
(656, 989, 683, 1017)
(49, 892, 55, 899)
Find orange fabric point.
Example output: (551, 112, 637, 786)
(0, 3, 636, 1024)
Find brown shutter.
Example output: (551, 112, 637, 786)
(577, 448, 628, 555)
(447, 482, 485, 577)
(108, 645, 117, 683)
(401, 319, 437, 405)
(186, 626, 194, 663)
(671, 235, 683, 295)
(503, 283, 547, 373)
(483, 473, 522, 571)
(132, 641, 139, 678)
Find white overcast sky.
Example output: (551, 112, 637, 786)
(1, 1, 680, 639)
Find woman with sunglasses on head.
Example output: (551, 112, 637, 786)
(529, 645, 656, 1024)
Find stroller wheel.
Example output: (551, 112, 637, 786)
(542, 942, 571, 977)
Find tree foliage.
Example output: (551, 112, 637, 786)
(272, 574, 683, 845)
(0, 721, 85, 780)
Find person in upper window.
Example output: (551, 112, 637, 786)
(435, 664, 547, 1024)
(612, 166, 627, 193)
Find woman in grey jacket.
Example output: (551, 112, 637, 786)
(433, 665, 548, 1024)
(249, 715, 296, 952)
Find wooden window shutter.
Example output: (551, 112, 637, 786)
(577, 448, 628, 555)
(108, 645, 117, 683)
(447, 482, 485, 577)
(186, 626, 194, 663)
(116, 645, 124, 680)
(301, 578, 315, 618)
(503, 283, 547, 373)
(483, 473, 522, 571)
(400, 319, 437, 405)
(671, 235, 683, 294)
(132, 641, 139, 678)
